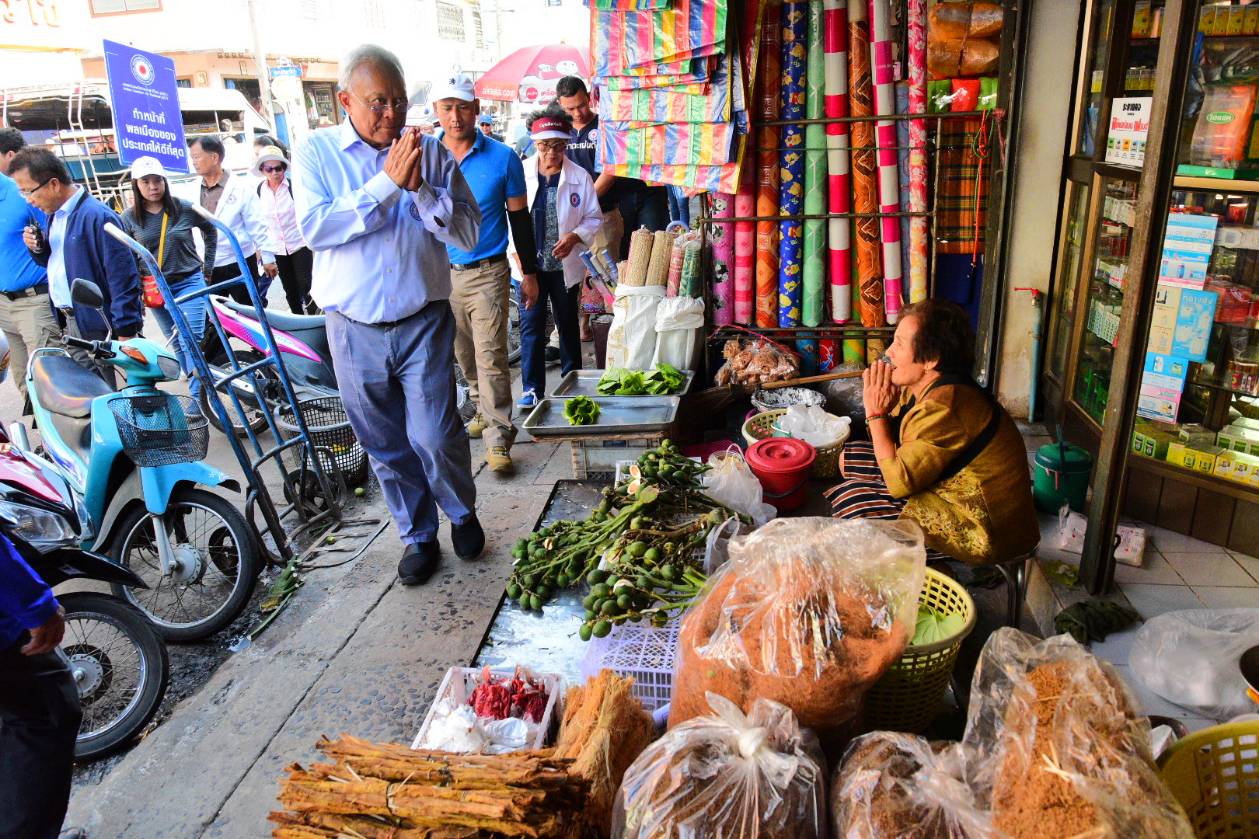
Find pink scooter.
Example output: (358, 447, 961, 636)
(201, 296, 475, 436)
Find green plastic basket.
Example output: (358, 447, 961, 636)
(864, 568, 977, 733)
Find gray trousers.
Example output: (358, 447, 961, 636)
(0, 292, 61, 399)
(326, 302, 477, 544)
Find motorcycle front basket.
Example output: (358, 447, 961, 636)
(109, 394, 209, 468)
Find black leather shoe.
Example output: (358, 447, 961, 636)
(451, 516, 485, 560)
(398, 541, 441, 585)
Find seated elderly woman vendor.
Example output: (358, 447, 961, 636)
(827, 300, 1039, 565)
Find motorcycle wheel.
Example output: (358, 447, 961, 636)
(58, 592, 170, 760)
(507, 298, 521, 365)
(202, 349, 272, 437)
(110, 488, 262, 642)
(453, 363, 478, 423)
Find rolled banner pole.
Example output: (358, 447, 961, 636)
(778, 0, 807, 329)
(869, 0, 904, 324)
(711, 193, 735, 325)
(824, 0, 851, 324)
(801, 0, 827, 329)
(907, 0, 930, 304)
(755, 0, 783, 329)
(847, 0, 884, 341)
(734, 188, 756, 322)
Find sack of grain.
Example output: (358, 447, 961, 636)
(831, 732, 995, 839)
(964, 629, 1194, 839)
(613, 693, 826, 839)
(668, 518, 926, 737)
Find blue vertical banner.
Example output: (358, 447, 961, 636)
(102, 40, 189, 173)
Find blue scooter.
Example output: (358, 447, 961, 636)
(14, 278, 261, 641)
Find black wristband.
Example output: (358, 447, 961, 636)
(507, 207, 539, 275)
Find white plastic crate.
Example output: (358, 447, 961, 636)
(579, 621, 681, 711)
(570, 435, 664, 480)
(412, 666, 563, 752)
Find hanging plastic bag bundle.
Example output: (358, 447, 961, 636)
(613, 693, 827, 839)
(605, 284, 665, 371)
(650, 295, 705, 372)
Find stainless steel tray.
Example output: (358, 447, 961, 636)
(522, 396, 680, 437)
(549, 369, 695, 398)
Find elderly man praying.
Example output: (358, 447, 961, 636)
(293, 44, 483, 586)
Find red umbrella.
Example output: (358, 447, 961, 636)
(474, 44, 590, 105)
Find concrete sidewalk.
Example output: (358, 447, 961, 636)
(66, 436, 570, 838)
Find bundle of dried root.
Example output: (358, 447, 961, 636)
(270, 735, 587, 839)
(553, 671, 656, 837)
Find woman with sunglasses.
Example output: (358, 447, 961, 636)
(121, 155, 217, 398)
(253, 146, 314, 313)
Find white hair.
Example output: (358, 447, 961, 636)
(338, 44, 404, 91)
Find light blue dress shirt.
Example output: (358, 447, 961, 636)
(47, 185, 86, 309)
(292, 120, 480, 324)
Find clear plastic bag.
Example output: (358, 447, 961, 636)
(613, 693, 827, 839)
(704, 448, 776, 526)
(1130, 608, 1259, 721)
(668, 518, 926, 735)
(964, 629, 1194, 839)
(713, 338, 799, 387)
(775, 404, 852, 448)
(831, 732, 996, 839)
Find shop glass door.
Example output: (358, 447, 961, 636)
(1049, 183, 1093, 382)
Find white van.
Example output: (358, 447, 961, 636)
(1, 82, 272, 200)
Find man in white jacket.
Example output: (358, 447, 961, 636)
(178, 135, 278, 305)
(517, 108, 601, 404)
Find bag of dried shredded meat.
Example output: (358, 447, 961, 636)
(613, 693, 826, 839)
(668, 518, 926, 738)
(831, 732, 996, 839)
(963, 629, 1194, 839)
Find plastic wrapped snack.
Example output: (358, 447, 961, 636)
(613, 693, 826, 839)
(668, 518, 926, 735)
(831, 732, 995, 839)
(964, 629, 1194, 839)
(713, 338, 799, 387)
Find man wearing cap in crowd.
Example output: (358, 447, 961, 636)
(434, 73, 539, 475)
(477, 114, 503, 143)
(253, 145, 315, 314)
(293, 44, 483, 586)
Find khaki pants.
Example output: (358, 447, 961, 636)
(0, 293, 61, 399)
(450, 258, 516, 450)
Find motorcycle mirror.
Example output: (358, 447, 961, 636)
(70, 278, 105, 309)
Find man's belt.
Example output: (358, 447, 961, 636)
(450, 254, 507, 272)
(0, 282, 49, 301)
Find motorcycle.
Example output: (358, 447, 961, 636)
(14, 278, 262, 642)
(199, 290, 516, 436)
(0, 430, 169, 759)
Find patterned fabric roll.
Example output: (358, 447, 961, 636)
(796, 337, 819, 375)
(848, 0, 884, 333)
(711, 193, 735, 325)
(907, 0, 930, 303)
(778, 0, 807, 329)
(818, 337, 837, 371)
(824, 0, 851, 323)
(869, 0, 904, 324)
(802, 0, 827, 328)
(734, 189, 756, 322)
(680, 239, 703, 297)
(666, 234, 687, 297)
(755, 0, 783, 328)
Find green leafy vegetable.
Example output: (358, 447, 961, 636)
(564, 396, 601, 426)
(597, 365, 687, 396)
(1054, 600, 1140, 644)
(912, 607, 967, 646)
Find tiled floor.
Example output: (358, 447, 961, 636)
(1036, 514, 1258, 732)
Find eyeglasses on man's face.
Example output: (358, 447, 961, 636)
(261, 165, 286, 174)
(350, 92, 409, 115)
(19, 179, 53, 197)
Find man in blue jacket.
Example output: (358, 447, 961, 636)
(9, 148, 144, 354)
(0, 533, 82, 839)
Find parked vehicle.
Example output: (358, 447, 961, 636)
(14, 278, 261, 642)
(0, 430, 168, 759)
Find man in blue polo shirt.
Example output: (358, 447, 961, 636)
(0, 129, 58, 401)
(436, 74, 540, 475)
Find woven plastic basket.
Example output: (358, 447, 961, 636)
(579, 620, 681, 711)
(741, 409, 846, 478)
(864, 568, 977, 733)
(1158, 719, 1259, 838)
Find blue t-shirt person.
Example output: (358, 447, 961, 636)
(446, 133, 526, 264)
(0, 172, 48, 293)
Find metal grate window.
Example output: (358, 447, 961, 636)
(436, 0, 466, 41)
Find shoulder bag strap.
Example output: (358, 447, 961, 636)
(156, 212, 169, 270)
(924, 375, 1002, 484)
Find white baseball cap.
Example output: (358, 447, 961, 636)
(130, 156, 166, 180)
(430, 73, 476, 103)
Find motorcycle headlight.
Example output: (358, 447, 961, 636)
(0, 499, 77, 547)
(157, 355, 182, 380)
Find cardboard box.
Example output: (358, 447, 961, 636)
(1179, 423, 1218, 448)
(1215, 449, 1259, 484)
(1167, 442, 1224, 473)
(1218, 422, 1259, 456)
(1134, 425, 1177, 459)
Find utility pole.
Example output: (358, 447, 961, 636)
(247, 0, 275, 125)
